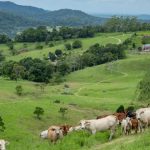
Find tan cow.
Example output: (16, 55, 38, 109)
(47, 126, 63, 143)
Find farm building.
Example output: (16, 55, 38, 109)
(142, 44, 150, 52)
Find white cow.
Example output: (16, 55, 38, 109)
(40, 130, 48, 139)
(136, 107, 150, 131)
(136, 109, 150, 129)
(121, 117, 132, 135)
(0, 140, 9, 150)
(79, 115, 118, 141)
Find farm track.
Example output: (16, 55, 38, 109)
(109, 37, 122, 44)
(74, 70, 128, 98)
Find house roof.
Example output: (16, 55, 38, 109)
(143, 44, 150, 47)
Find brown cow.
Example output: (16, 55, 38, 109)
(130, 117, 139, 134)
(114, 112, 126, 124)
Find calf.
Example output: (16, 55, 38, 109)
(121, 117, 132, 135)
(79, 115, 118, 141)
(130, 117, 139, 134)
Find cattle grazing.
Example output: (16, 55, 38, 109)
(0, 140, 9, 150)
(47, 126, 63, 143)
(121, 117, 132, 135)
(40, 130, 48, 139)
(79, 115, 118, 141)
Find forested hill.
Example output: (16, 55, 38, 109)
(0, 11, 44, 36)
(0, 1, 106, 36)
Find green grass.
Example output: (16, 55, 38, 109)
(0, 32, 150, 149)
(0, 32, 131, 61)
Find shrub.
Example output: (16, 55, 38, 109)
(72, 40, 82, 49)
(136, 71, 150, 101)
(33, 107, 44, 120)
(36, 44, 43, 50)
(116, 105, 125, 113)
(16, 85, 23, 96)
(49, 43, 54, 47)
(58, 107, 68, 118)
(0, 116, 5, 132)
(65, 43, 72, 50)
(53, 100, 61, 104)
(55, 49, 62, 57)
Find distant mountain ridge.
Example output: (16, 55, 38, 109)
(0, 1, 106, 36)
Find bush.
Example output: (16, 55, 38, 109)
(65, 43, 72, 50)
(72, 40, 82, 49)
(36, 44, 43, 50)
(55, 49, 62, 57)
(53, 100, 61, 104)
(49, 43, 54, 47)
(136, 71, 150, 101)
(33, 107, 44, 120)
(16, 85, 23, 96)
(0, 51, 5, 62)
(0, 116, 5, 132)
(116, 105, 125, 113)
(58, 107, 68, 118)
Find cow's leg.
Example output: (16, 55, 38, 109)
(91, 130, 96, 135)
(109, 128, 115, 141)
(138, 121, 142, 133)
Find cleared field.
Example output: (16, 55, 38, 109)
(1, 32, 150, 149)
(0, 51, 150, 149)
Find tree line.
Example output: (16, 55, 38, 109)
(0, 16, 150, 44)
(0, 42, 126, 83)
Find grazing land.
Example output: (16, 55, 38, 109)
(0, 32, 150, 150)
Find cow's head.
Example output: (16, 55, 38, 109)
(79, 120, 90, 129)
(49, 126, 63, 138)
(136, 111, 144, 120)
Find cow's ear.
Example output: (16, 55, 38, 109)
(85, 121, 90, 126)
(140, 111, 144, 114)
(60, 127, 63, 130)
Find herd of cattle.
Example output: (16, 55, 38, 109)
(39, 106, 150, 144)
(1, 106, 150, 149)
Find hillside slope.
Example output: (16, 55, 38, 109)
(0, 52, 150, 149)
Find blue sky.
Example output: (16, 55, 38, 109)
(1, 0, 150, 14)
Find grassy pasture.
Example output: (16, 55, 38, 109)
(0, 32, 150, 149)
(0, 32, 131, 61)
(0, 52, 150, 149)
